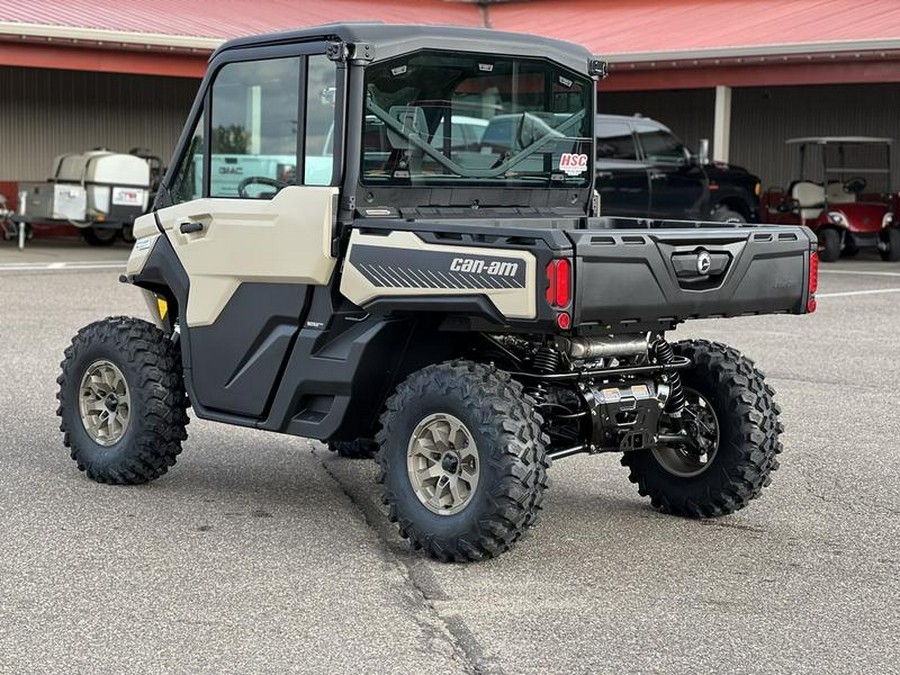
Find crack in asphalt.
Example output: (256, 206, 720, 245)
(311, 447, 498, 675)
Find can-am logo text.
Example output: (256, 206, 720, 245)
(450, 258, 519, 277)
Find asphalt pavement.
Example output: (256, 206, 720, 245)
(1, 241, 898, 674)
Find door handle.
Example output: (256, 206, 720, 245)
(649, 172, 666, 181)
(179, 221, 203, 234)
(596, 171, 613, 179)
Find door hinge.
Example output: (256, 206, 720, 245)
(326, 42, 374, 63)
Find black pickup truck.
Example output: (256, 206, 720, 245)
(58, 23, 815, 562)
(596, 114, 762, 223)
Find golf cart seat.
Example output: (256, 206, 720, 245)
(790, 181, 825, 220)
(826, 181, 857, 205)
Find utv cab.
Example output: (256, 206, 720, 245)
(765, 137, 898, 262)
(57, 24, 815, 562)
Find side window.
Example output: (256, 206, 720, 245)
(636, 125, 687, 164)
(304, 55, 338, 186)
(210, 57, 301, 198)
(170, 112, 204, 204)
(596, 121, 637, 160)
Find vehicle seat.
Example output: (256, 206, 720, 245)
(386, 106, 428, 149)
(790, 181, 825, 221)
(826, 181, 857, 205)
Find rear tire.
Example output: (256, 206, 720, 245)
(713, 205, 747, 224)
(880, 227, 900, 262)
(56, 317, 189, 484)
(377, 360, 549, 562)
(621, 340, 782, 518)
(819, 228, 841, 262)
(328, 438, 378, 459)
(81, 226, 118, 246)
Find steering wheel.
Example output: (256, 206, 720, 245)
(237, 176, 290, 199)
(843, 176, 867, 194)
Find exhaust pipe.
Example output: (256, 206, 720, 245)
(558, 335, 649, 360)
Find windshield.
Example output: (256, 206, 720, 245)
(362, 52, 592, 187)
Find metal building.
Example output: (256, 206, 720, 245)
(2, 0, 900, 203)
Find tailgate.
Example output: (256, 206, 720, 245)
(568, 225, 815, 328)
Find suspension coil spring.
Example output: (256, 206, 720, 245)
(653, 337, 685, 417)
(526, 346, 561, 406)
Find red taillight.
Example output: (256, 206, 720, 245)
(809, 251, 818, 295)
(807, 251, 818, 313)
(546, 259, 571, 308)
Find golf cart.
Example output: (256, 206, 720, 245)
(764, 136, 899, 262)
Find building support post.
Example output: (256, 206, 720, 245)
(713, 85, 732, 163)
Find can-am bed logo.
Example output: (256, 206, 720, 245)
(451, 257, 519, 277)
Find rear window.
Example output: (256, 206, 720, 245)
(596, 121, 637, 161)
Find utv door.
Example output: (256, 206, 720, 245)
(155, 49, 341, 418)
(595, 120, 650, 217)
(635, 122, 707, 219)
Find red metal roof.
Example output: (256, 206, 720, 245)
(2, 0, 900, 87)
(491, 0, 900, 58)
(2, 0, 900, 57)
(0, 0, 482, 39)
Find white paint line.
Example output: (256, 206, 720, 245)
(820, 269, 900, 278)
(817, 287, 900, 298)
(0, 261, 125, 272)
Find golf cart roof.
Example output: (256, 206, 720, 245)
(786, 136, 893, 145)
(214, 22, 596, 75)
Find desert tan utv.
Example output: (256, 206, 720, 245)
(57, 24, 817, 561)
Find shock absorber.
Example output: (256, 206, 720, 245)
(652, 337, 685, 417)
(527, 345, 561, 406)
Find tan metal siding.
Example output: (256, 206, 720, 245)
(731, 83, 900, 190)
(599, 89, 716, 155)
(0, 66, 199, 181)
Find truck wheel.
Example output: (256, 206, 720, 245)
(880, 227, 900, 262)
(328, 438, 378, 459)
(81, 226, 118, 246)
(713, 206, 746, 224)
(377, 361, 549, 562)
(819, 228, 841, 262)
(621, 340, 782, 518)
(56, 317, 189, 484)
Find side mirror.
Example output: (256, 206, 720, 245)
(697, 138, 710, 165)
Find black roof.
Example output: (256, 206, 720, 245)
(215, 22, 595, 75)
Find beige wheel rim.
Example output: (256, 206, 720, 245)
(407, 413, 480, 516)
(78, 360, 131, 446)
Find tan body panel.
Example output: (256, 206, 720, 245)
(154, 186, 338, 327)
(341, 229, 537, 320)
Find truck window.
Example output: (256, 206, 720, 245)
(596, 121, 637, 160)
(635, 125, 687, 165)
(210, 57, 301, 198)
(169, 112, 204, 204)
(304, 55, 337, 186)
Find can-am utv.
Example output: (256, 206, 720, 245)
(57, 24, 816, 561)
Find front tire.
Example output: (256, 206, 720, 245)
(377, 361, 549, 562)
(56, 317, 189, 484)
(621, 340, 782, 518)
(819, 228, 842, 262)
(328, 438, 379, 459)
(81, 226, 119, 246)
(881, 227, 900, 262)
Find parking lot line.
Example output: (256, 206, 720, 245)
(0, 261, 125, 272)
(817, 287, 900, 298)
(820, 269, 900, 278)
